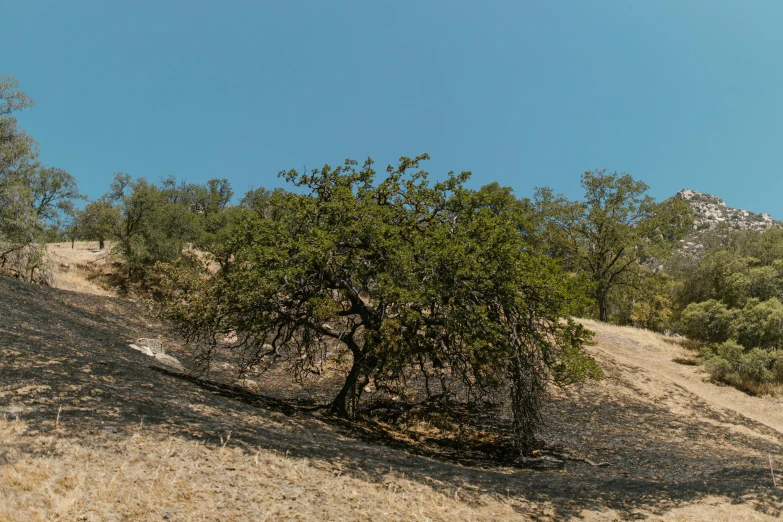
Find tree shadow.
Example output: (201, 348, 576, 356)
(2, 276, 783, 520)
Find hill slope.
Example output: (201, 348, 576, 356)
(677, 189, 779, 255)
(2, 277, 783, 521)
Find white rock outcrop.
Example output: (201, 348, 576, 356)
(128, 338, 184, 371)
(154, 353, 184, 371)
(676, 189, 778, 255)
(128, 343, 154, 357)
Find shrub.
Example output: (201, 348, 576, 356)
(681, 300, 737, 343)
(736, 348, 775, 384)
(715, 339, 744, 361)
(703, 355, 733, 381)
(701, 339, 783, 394)
(735, 298, 783, 350)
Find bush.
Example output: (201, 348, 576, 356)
(703, 355, 733, 381)
(701, 339, 783, 394)
(734, 298, 783, 350)
(681, 300, 737, 343)
(715, 339, 744, 361)
(736, 348, 775, 384)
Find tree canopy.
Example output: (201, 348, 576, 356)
(162, 155, 599, 451)
(535, 170, 692, 321)
(0, 75, 83, 278)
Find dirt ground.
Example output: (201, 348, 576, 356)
(46, 242, 116, 297)
(2, 272, 783, 520)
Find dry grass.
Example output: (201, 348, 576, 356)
(578, 318, 673, 347)
(0, 416, 528, 522)
(578, 320, 783, 398)
(45, 242, 116, 297)
(671, 355, 699, 366)
(708, 373, 783, 398)
(5, 277, 783, 520)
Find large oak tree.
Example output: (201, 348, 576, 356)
(163, 155, 599, 451)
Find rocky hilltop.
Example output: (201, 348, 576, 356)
(676, 189, 779, 255)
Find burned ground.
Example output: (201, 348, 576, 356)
(2, 276, 783, 520)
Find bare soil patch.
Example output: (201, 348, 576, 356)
(46, 242, 116, 297)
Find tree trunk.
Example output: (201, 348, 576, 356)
(99, 238, 105, 250)
(598, 294, 609, 322)
(329, 351, 377, 419)
(509, 348, 545, 454)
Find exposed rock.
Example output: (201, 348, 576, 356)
(128, 343, 154, 357)
(136, 338, 165, 354)
(235, 379, 260, 392)
(153, 353, 184, 371)
(676, 189, 779, 255)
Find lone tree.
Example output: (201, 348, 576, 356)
(535, 170, 692, 322)
(0, 75, 83, 277)
(26, 165, 85, 233)
(163, 155, 599, 452)
(0, 75, 38, 273)
(76, 200, 120, 250)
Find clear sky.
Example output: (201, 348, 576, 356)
(5, 1, 783, 216)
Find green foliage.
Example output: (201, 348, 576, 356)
(701, 340, 739, 381)
(715, 339, 744, 361)
(104, 174, 204, 283)
(701, 340, 783, 393)
(162, 155, 599, 452)
(0, 76, 39, 275)
(738, 348, 777, 384)
(670, 227, 783, 311)
(681, 300, 737, 344)
(27, 166, 85, 228)
(734, 298, 783, 351)
(0, 75, 83, 280)
(535, 170, 692, 322)
(75, 201, 120, 249)
(611, 271, 676, 330)
(74, 171, 281, 291)
(672, 226, 783, 391)
(240, 186, 287, 221)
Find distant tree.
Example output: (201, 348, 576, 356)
(105, 173, 202, 281)
(0, 75, 34, 117)
(163, 155, 599, 452)
(0, 75, 37, 243)
(536, 170, 692, 321)
(0, 177, 39, 275)
(161, 177, 233, 217)
(200, 178, 233, 218)
(0, 76, 81, 279)
(26, 165, 85, 231)
(240, 186, 288, 221)
(188, 178, 234, 245)
(76, 200, 121, 250)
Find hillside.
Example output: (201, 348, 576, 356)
(3, 276, 783, 520)
(677, 189, 779, 255)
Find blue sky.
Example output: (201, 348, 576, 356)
(5, 1, 783, 216)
